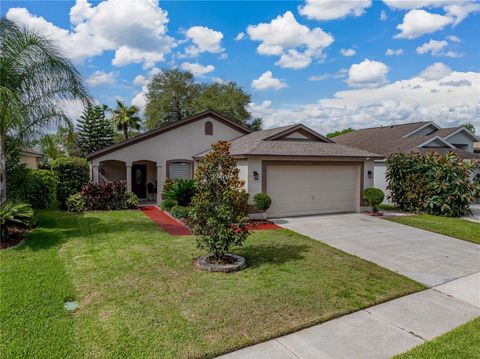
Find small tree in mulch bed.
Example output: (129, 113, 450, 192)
(189, 141, 250, 263)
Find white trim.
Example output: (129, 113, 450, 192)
(443, 127, 480, 142)
(417, 136, 455, 149)
(402, 122, 440, 138)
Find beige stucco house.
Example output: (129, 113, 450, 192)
(87, 110, 380, 218)
(20, 149, 42, 169)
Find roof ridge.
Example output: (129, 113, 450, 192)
(354, 121, 428, 132)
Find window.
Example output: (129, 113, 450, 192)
(168, 161, 192, 180)
(205, 121, 213, 135)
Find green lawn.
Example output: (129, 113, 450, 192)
(395, 317, 480, 359)
(0, 210, 423, 358)
(386, 214, 480, 245)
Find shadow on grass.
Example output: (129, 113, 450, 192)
(238, 243, 309, 269)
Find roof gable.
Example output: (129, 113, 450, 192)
(418, 136, 454, 149)
(443, 127, 480, 142)
(264, 124, 333, 143)
(403, 122, 440, 138)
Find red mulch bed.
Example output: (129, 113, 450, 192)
(246, 220, 281, 230)
(140, 206, 192, 236)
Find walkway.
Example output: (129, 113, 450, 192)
(139, 206, 191, 236)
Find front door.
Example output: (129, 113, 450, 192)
(131, 164, 147, 199)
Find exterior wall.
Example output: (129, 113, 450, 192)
(243, 156, 375, 212)
(91, 116, 245, 203)
(284, 132, 309, 140)
(20, 154, 40, 169)
(446, 131, 474, 152)
(373, 160, 391, 203)
(100, 160, 126, 181)
(410, 124, 437, 137)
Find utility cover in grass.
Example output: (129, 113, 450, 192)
(64, 300, 79, 311)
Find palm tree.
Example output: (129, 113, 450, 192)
(0, 19, 90, 203)
(112, 100, 142, 140)
(0, 201, 34, 242)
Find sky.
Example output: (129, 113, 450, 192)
(2, 0, 480, 134)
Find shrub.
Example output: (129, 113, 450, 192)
(25, 170, 58, 209)
(66, 193, 85, 213)
(162, 178, 176, 199)
(160, 198, 177, 211)
(170, 205, 190, 220)
(51, 157, 89, 207)
(190, 141, 250, 260)
(386, 152, 476, 217)
(363, 188, 384, 212)
(253, 192, 272, 211)
(0, 201, 34, 242)
(80, 181, 138, 210)
(163, 179, 196, 206)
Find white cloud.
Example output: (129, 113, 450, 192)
(299, 0, 372, 20)
(251, 71, 287, 90)
(180, 62, 215, 76)
(309, 69, 348, 81)
(246, 11, 334, 69)
(348, 59, 389, 88)
(249, 68, 480, 134)
(235, 32, 245, 41)
(443, 1, 480, 26)
(395, 9, 452, 39)
(211, 77, 226, 84)
(132, 75, 146, 86)
(439, 79, 472, 87)
(6, 0, 175, 68)
(380, 10, 388, 20)
(416, 39, 448, 55)
(340, 48, 356, 57)
(383, 1, 446, 10)
(447, 35, 461, 43)
(419, 62, 452, 80)
(184, 26, 225, 57)
(385, 48, 404, 56)
(86, 70, 116, 86)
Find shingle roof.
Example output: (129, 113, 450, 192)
(194, 125, 382, 159)
(333, 122, 471, 158)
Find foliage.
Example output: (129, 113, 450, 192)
(77, 105, 114, 156)
(386, 152, 476, 217)
(160, 198, 177, 211)
(25, 170, 58, 209)
(112, 100, 142, 140)
(189, 141, 250, 259)
(326, 128, 355, 138)
(462, 123, 476, 134)
(66, 193, 85, 213)
(0, 201, 34, 241)
(163, 179, 196, 206)
(0, 19, 90, 203)
(253, 193, 272, 211)
(80, 181, 138, 210)
(170, 205, 190, 220)
(37, 125, 81, 165)
(51, 157, 89, 207)
(162, 178, 176, 197)
(145, 68, 261, 131)
(363, 188, 385, 212)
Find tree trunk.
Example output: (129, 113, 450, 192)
(0, 132, 6, 205)
(123, 123, 128, 140)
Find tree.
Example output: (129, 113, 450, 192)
(463, 123, 476, 134)
(145, 69, 199, 129)
(0, 19, 90, 203)
(77, 105, 114, 156)
(38, 125, 79, 164)
(326, 128, 354, 138)
(189, 141, 250, 260)
(145, 69, 262, 131)
(112, 100, 142, 140)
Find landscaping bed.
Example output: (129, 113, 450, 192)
(0, 210, 424, 358)
(386, 214, 480, 245)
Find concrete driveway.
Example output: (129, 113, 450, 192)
(274, 213, 480, 287)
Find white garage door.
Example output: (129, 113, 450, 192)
(266, 165, 359, 218)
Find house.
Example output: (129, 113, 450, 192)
(334, 122, 480, 202)
(20, 148, 42, 169)
(87, 110, 381, 218)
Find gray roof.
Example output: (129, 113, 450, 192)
(195, 125, 382, 159)
(334, 122, 480, 159)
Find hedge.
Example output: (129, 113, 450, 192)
(51, 157, 89, 207)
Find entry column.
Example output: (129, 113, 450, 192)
(126, 162, 132, 192)
(156, 164, 165, 205)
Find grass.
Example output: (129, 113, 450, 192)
(0, 210, 424, 358)
(395, 317, 480, 359)
(386, 214, 480, 245)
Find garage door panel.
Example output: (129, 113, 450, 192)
(266, 165, 358, 217)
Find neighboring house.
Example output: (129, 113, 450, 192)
(334, 122, 480, 202)
(20, 148, 42, 169)
(87, 110, 380, 218)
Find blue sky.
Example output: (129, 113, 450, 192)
(2, 0, 480, 133)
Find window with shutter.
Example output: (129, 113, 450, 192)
(169, 162, 192, 179)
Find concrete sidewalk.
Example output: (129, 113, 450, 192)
(219, 273, 480, 359)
